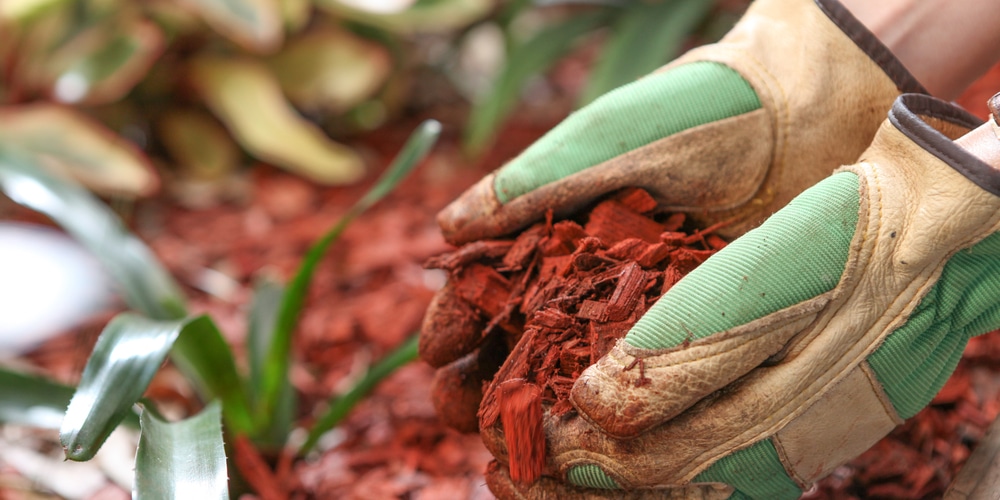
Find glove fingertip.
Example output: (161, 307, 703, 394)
(438, 173, 503, 245)
(419, 284, 485, 368)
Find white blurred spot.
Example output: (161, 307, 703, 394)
(0, 223, 114, 357)
(54, 72, 90, 103)
(422, 268, 447, 291)
(335, 0, 417, 14)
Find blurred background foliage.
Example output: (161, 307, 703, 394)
(0, 0, 745, 495)
(0, 0, 740, 203)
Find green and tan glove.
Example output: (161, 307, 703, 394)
(482, 93, 1000, 500)
(422, 0, 927, 433)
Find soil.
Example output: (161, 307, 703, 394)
(6, 63, 1000, 500)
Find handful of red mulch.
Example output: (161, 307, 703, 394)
(424, 188, 727, 482)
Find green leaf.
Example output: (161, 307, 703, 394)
(46, 18, 165, 105)
(171, 316, 255, 435)
(579, 0, 713, 106)
(60, 314, 253, 461)
(60, 313, 184, 461)
(0, 368, 76, 429)
(247, 278, 285, 400)
(464, 10, 608, 155)
(190, 56, 366, 185)
(176, 0, 282, 53)
(0, 147, 185, 319)
(245, 279, 295, 448)
(314, 0, 491, 34)
(299, 333, 418, 454)
(0, 104, 159, 197)
(256, 120, 440, 426)
(135, 401, 229, 500)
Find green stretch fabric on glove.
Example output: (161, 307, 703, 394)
(695, 440, 802, 500)
(494, 61, 761, 202)
(869, 230, 1000, 418)
(626, 171, 860, 350)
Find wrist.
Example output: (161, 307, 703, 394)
(840, 0, 1000, 100)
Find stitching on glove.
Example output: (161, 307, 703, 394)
(859, 361, 903, 424)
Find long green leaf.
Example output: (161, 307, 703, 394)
(256, 120, 440, 426)
(245, 278, 294, 448)
(0, 368, 76, 429)
(299, 333, 418, 455)
(464, 11, 608, 155)
(134, 401, 229, 500)
(60, 313, 252, 461)
(579, 0, 713, 106)
(170, 316, 255, 435)
(60, 313, 184, 461)
(0, 147, 186, 320)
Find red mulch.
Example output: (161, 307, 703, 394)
(9, 63, 1000, 500)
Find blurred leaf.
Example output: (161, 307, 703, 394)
(170, 316, 256, 435)
(191, 56, 366, 185)
(60, 314, 253, 461)
(300, 333, 418, 454)
(256, 119, 440, 427)
(0, 146, 185, 319)
(268, 28, 392, 114)
(245, 278, 295, 448)
(247, 279, 284, 398)
(0, 104, 158, 197)
(177, 0, 282, 53)
(159, 109, 241, 181)
(135, 401, 229, 500)
(315, 0, 491, 34)
(579, 0, 713, 106)
(465, 10, 607, 155)
(0, 0, 70, 23)
(0, 368, 76, 430)
(279, 0, 311, 32)
(45, 18, 165, 105)
(60, 313, 184, 461)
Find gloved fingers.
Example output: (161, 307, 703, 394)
(419, 282, 486, 368)
(439, 61, 771, 245)
(430, 334, 507, 433)
(569, 170, 866, 437)
(484, 460, 733, 500)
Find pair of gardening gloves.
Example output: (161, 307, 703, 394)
(420, 0, 1000, 497)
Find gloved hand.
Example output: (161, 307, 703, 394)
(421, 0, 927, 433)
(481, 93, 1000, 499)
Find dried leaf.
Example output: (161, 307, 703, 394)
(190, 56, 366, 185)
(158, 109, 240, 181)
(0, 103, 158, 196)
(268, 28, 392, 113)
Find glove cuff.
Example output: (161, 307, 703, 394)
(814, 0, 926, 95)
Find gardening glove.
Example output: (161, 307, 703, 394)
(481, 93, 1000, 500)
(421, 0, 927, 432)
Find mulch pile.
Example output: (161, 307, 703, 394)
(427, 189, 726, 482)
(423, 188, 726, 482)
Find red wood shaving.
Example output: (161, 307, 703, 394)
(499, 379, 545, 484)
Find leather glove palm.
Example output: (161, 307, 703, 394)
(483, 94, 1000, 500)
